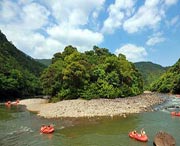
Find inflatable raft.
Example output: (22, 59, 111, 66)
(40, 125, 54, 134)
(129, 131, 148, 142)
(171, 111, 180, 116)
(5, 100, 19, 106)
(5, 101, 11, 106)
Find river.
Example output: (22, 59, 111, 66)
(0, 94, 180, 146)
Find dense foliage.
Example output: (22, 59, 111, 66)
(134, 62, 166, 90)
(41, 45, 143, 100)
(0, 30, 46, 101)
(150, 59, 180, 94)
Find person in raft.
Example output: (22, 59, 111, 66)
(141, 128, 146, 136)
(41, 125, 46, 128)
(132, 130, 137, 135)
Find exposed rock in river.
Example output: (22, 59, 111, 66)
(153, 131, 176, 146)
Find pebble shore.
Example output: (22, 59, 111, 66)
(20, 93, 164, 118)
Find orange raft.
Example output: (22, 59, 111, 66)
(5, 100, 19, 106)
(5, 101, 11, 106)
(171, 111, 180, 116)
(40, 125, 54, 134)
(129, 131, 148, 142)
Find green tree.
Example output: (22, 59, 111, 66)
(40, 45, 143, 101)
(150, 58, 180, 94)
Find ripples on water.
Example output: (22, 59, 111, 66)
(0, 126, 33, 146)
(155, 93, 180, 112)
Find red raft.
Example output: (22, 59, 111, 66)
(171, 111, 180, 116)
(5, 100, 19, 106)
(40, 125, 54, 134)
(5, 101, 11, 106)
(129, 131, 148, 142)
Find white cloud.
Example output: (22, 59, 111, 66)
(0, 0, 105, 59)
(123, 0, 179, 33)
(115, 44, 147, 62)
(103, 0, 178, 34)
(0, 25, 63, 58)
(0, 0, 178, 60)
(102, 0, 135, 33)
(42, 0, 105, 26)
(123, 0, 164, 33)
(34, 38, 64, 59)
(21, 2, 50, 30)
(164, 0, 178, 6)
(146, 32, 165, 46)
(145, 0, 160, 7)
(47, 25, 103, 52)
(169, 15, 180, 26)
(0, 1, 50, 30)
(0, 1, 20, 23)
(0, 0, 54, 58)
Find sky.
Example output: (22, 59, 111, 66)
(0, 0, 180, 67)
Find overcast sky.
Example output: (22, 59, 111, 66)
(0, 0, 180, 66)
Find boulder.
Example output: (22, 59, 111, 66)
(153, 131, 176, 146)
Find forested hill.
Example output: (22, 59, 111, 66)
(0, 31, 46, 76)
(0, 30, 46, 100)
(40, 45, 143, 101)
(36, 59, 51, 67)
(150, 59, 180, 94)
(134, 62, 166, 89)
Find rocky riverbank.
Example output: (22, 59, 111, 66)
(20, 93, 164, 118)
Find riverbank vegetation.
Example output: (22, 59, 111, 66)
(150, 59, 180, 94)
(0, 31, 46, 101)
(134, 62, 167, 90)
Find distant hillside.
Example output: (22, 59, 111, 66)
(134, 61, 166, 89)
(150, 59, 180, 94)
(0, 31, 46, 76)
(0, 30, 46, 100)
(36, 59, 51, 66)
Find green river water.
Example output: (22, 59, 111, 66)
(0, 94, 180, 146)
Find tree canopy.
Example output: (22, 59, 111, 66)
(150, 59, 180, 94)
(0, 30, 45, 101)
(41, 45, 143, 100)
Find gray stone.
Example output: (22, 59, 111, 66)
(153, 131, 176, 146)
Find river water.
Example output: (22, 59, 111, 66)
(0, 94, 180, 146)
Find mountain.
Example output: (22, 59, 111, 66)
(36, 59, 51, 66)
(134, 61, 166, 90)
(150, 59, 180, 94)
(0, 30, 46, 100)
(0, 31, 46, 76)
